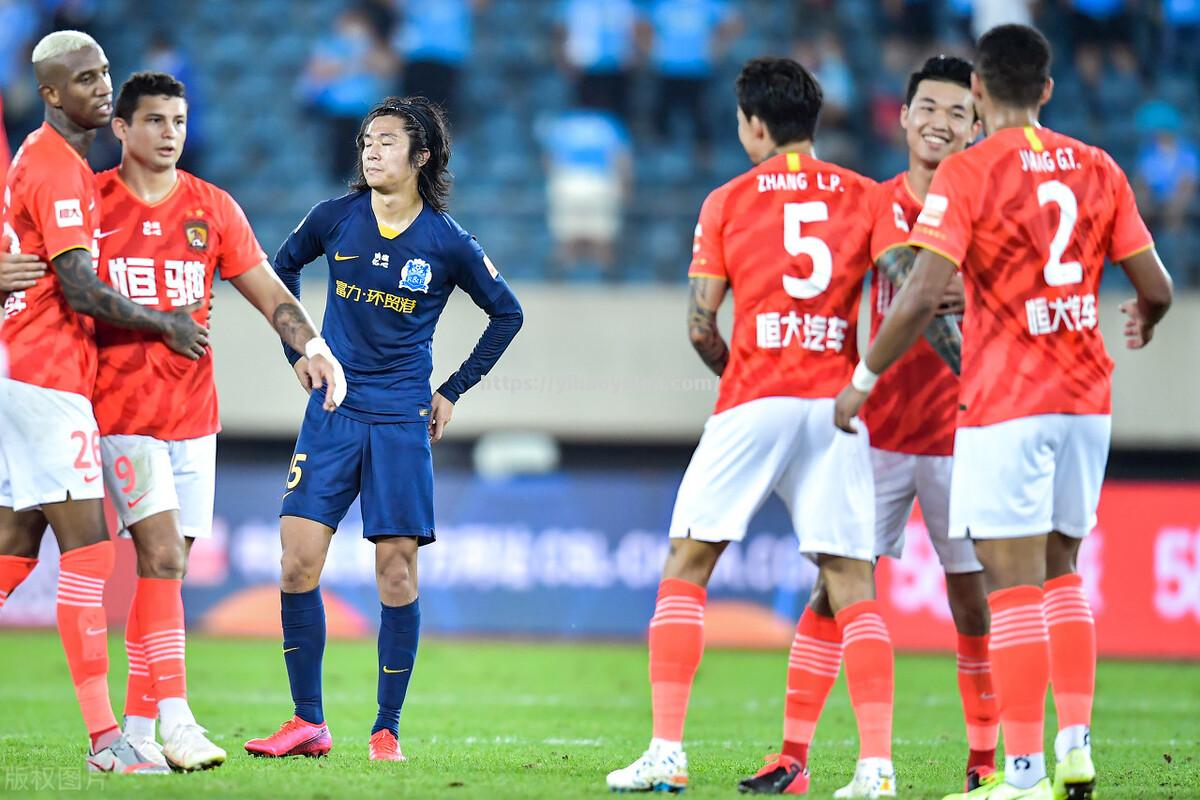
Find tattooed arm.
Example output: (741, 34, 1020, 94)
(52, 248, 209, 359)
(688, 276, 729, 376)
(228, 261, 320, 352)
(875, 246, 962, 375)
(229, 261, 343, 410)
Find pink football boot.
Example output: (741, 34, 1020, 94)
(245, 716, 332, 758)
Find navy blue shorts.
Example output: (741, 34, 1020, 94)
(280, 395, 435, 542)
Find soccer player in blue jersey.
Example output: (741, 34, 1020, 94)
(244, 96, 523, 762)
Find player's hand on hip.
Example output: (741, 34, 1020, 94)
(429, 392, 454, 443)
(937, 272, 965, 315)
(303, 337, 346, 411)
(833, 384, 866, 434)
(307, 354, 346, 412)
(161, 308, 209, 360)
(1118, 298, 1153, 349)
(293, 356, 314, 394)
(0, 252, 47, 292)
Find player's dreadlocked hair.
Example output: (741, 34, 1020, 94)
(350, 96, 451, 212)
(735, 57, 823, 146)
(976, 24, 1052, 109)
(115, 71, 186, 122)
(905, 55, 974, 107)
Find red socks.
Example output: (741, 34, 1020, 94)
(123, 584, 158, 719)
(782, 607, 843, 764)
(836, 600, 894, 760)
(1044, 574, 1095, 730)
(0, 555, 37, 612)
(648, 578, 706, 742)
(56, 541, 119, 741)
(988, 585, 1049, 756)
(134, 577, 188, 702)
(957, 633, 999, 770)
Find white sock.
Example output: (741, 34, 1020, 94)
(1055, 724, 1090, 761)
(158, 697, 197, 740)
(124, 714, 156, 741)
(1005, 752, 1047, 789)
(650, 737, 682, 754)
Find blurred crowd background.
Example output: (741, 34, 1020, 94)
(1, 0, 1198, 285)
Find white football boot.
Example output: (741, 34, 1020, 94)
(606, 741, 689, 793)
(86, 731, 172, 774)
(834, 757, 898, 798)
(162, 723, 226, 771)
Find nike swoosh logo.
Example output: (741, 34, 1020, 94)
(127, 492, 151, 509)
(382, 666, 409, 674)
(95, 229, 121, 239)
(142, 694, 156, 703)
(282, 490, 294, 500)
(159, 673, 183, 682)
(85, 626, 106, 636)
(283, 647, 299, 654)
(83, 474, 100, 483)
(333, 252, 358, 261)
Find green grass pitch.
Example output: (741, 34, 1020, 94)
(0, 630, 1196, 798)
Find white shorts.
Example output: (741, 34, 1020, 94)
(949, 413, 1111, 541)
(100, 433, 217, 539)
(871, 448, 981, 574)
(0, 378, 105, 511)
(669, 396, 875, 562)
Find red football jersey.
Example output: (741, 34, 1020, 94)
(689, 151, 891, 413)
(861, 173, 959, 456)
(1, 123, 100, 397)
(91, 169, 265, 439)
(908, 126, 1153, 428)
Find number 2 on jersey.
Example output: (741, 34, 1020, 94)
(782, 201, 832, 300)
(1037, 180, 1083, 287)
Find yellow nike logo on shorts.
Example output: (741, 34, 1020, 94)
(333, 252, 358, 261)
(382, 666, 409, 674)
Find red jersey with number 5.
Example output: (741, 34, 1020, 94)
(689, 151, 892, 414)
(861, 172, 958, 455)
(1, 123, 100, 397)
(91, 169, 265, 439)
(908, 126, 1153, 428)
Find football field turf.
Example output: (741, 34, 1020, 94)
(0, 630, 1196, 798)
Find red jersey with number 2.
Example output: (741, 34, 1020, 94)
(908, 126, 1153, 428)
(1, 123, 100, 397)
(689, 151, 892, 414)
(91, 169, 265, 439)
(861, 173, 959, 456)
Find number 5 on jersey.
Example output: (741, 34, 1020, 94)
(782, 201, 832, 300)
(286, 453, 308, 490)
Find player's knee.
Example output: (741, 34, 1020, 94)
(818, 556, 875, 613)
(279, 551, 323, 593)
(136, 538, 186, 579)
(1045, 531, 1080, 580)
(376, 552, 417, 600)
(661, 539, 724, 586)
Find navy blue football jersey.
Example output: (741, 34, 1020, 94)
(275, 191, 521, 422)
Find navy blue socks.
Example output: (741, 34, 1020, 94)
(373, 598, 421, 736)
(281, 586, 326, 725)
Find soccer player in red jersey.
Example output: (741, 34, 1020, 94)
(91, 71, 336, 770)
(861, 55, 999, 791)
(607, 58, 898, 797)
(0, 31, 206, 775)
(835, 26, 1173, 800)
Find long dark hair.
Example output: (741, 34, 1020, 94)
(349, 96, 451, 211)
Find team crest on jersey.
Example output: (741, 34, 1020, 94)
(184, 219, 209, 251)
(400, 258, 432, 293)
